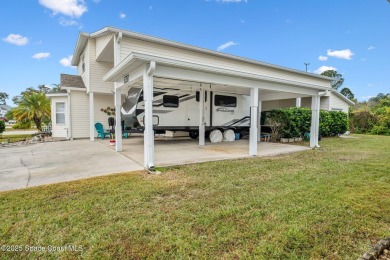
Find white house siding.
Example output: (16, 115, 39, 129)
(328, 92, 349, 113)
(96, 34, 114, 60)
(70, 91, 90, 138)
(120, 37, 331, 89)
(78, 43, 90, 92)
(51, 96, 69, 138)
(89, 38, 114, 94)
(320, 96, 330, 110)
(262, 99, 296, 111)
(94, 93, 115, 133)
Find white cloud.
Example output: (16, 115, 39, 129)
(217, 41, 238, 51)
(119, 12, 126, 19)
(59, 55, 74, 68)
(314, 66, 337, 74)
(32, 52, 51, 59)
(2, 34, 29, 46)
(327, 49, 354, 60)
(318, 55, 328, 61)
(39, 0, 87, 18)
(367, 46, 375, 51)
(59, 17, 78, 26)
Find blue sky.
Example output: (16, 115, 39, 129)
(1, 0, 389, 105)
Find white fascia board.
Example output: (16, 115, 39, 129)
(105, 52, 329, 94)
(62, 86, 87, 92)
(46, 93, 68, 98)
(71, 33, 90, 66)
(92, 27, 333, 82)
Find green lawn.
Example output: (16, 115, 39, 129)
(0, 135, 389, 259)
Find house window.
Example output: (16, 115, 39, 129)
(196, 91, 208, 102)
(56, 103, 65, 124)
(331, 108, 343, 111)
(163, 95, 179, 108)
(215, 95, 237, 107)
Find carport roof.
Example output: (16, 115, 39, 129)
(104, 51, 332, 93)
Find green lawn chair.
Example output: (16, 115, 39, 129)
(95, 123, 111, 140)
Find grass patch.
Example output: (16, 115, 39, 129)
(0, 135, 389, 258)
(0, 134, 34, 143)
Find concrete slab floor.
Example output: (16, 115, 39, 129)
(0, 140, 143, 192)
(101, 135, 310, 167)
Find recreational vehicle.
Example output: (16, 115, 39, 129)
(121, 87, 251, 142)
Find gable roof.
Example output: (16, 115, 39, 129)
(329, 89, 355, 106)
(70, 27, 332, 82)
(60, 74, 86, 89)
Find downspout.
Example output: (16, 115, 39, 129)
(67, 90, 72, 140)
(147, 61, 156, 76)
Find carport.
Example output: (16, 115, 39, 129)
(104, 49, 331, 170)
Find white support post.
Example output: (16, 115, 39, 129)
(199, 87, 205, 146)
(143, 62, 156, 170)
(249, 88, 259, 156)
(296, 97, 302, 107)
(310, 95, 320, 148)
(257, 100, 262, 142)
(115, 89, 122, 152)
(89, 92, 94, 141)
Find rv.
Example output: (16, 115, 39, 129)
(121, 87, 251, 142)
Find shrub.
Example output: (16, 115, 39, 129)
(264, 108, 348, 139)
(350, 109, 377, 134)
(0, 120, 5, 135)
(12, 121, 32, 130)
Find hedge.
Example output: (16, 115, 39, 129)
(262, 107, 348, 139)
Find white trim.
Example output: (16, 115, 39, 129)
(62, 86, 86, 91)
(47, 93, 68, 97)
(67, 92, 72, 140)
(310, 95, 320, 148)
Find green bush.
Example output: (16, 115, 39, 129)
(264, 108, 348, 139)
(0, 120, 5, 135)
(12, 121, 31, 130)
(350, 109, 377, 134)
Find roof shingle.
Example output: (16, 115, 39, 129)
(60, 74, 86, 89)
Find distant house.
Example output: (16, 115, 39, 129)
(0, 104, 12, 118)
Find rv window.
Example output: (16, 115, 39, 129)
(163, 95, 179, 108)
(196, 91, 208, 102)
(214, 95, 237, 107)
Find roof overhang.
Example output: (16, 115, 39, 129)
(71, 33, 90, 66)
(104, 51, 332, 93)
(46, 93, 68, 98)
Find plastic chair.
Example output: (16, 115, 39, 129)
(95, 123, 111, 140)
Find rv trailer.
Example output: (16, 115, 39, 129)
(121, 87, 251, 142)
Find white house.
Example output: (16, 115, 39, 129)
(0, 104, 12, 118)
(48, 27, 353, 170)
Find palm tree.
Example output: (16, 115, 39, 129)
(13, 92, 51, 131)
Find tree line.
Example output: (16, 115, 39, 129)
(0, 84, 61, 131)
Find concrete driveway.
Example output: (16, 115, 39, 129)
(0, 140, 143, 192)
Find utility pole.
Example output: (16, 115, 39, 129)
(304, 63, 310, 72)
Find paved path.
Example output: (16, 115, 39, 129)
(2, 130, 38, 136)
(0, 140, 143, 192)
